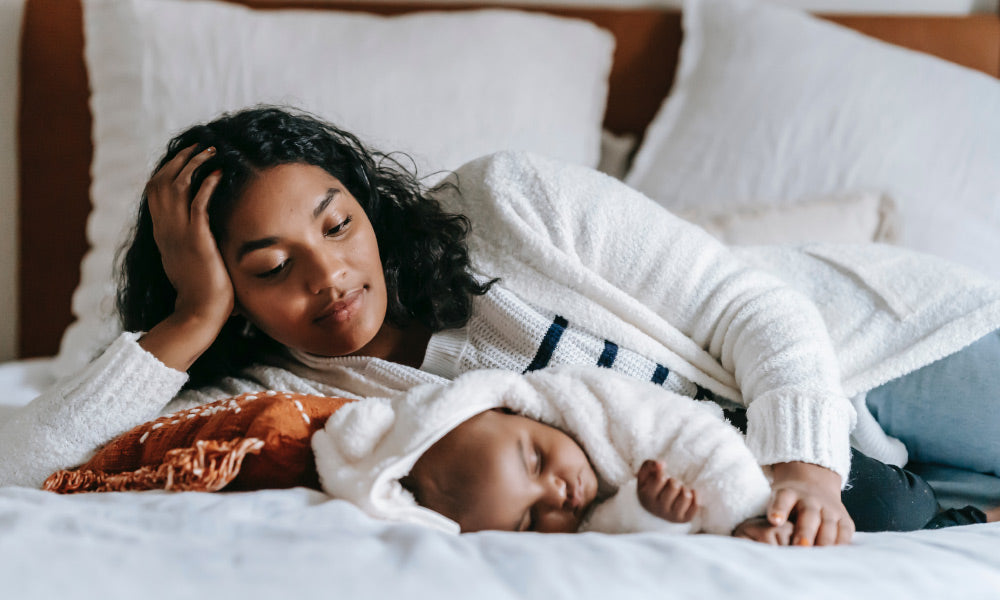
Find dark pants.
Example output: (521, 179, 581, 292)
(724, 409, 987, 531)
(842, 448, 985, 531)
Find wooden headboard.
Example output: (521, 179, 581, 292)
(17, 0, 1000, 359)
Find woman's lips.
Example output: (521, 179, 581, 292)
(314, 288, 364, 324)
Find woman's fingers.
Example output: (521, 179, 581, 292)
(790, 503, 821, 546)
(147, 145, 214, 222)
(176, 146, 217, 191)
(767, 488, 798, 526)
(836, 516, 856, 545)
(147, 145, 197, 194)
(814, 515, 841, 546)
(191, 168, 222, 219)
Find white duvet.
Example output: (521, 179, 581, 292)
(2, 486, 1000, 600)
(2, 359, 1000, 599)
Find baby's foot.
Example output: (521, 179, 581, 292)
(733, 516, 796, 545)
(637, 459, 698, 523)
(985, 505, 1000, 523)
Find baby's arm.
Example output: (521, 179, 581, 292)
(581, 460, 700, 534)
(637, 460, 699, 524)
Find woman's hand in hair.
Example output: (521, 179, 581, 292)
(139, 145, 233, 371)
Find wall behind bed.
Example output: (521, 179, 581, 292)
(4, 0, 1000, 362)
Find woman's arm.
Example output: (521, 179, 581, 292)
(0, 333, 188, 488)
(0, 147, 240, 488)
(139, 145, 233, 371)
(445, 152, 856, 544)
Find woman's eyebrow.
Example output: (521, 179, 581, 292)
(236, 237, 279, 262)
(236, 188, 341, 262)
(313, 188, 339, 218)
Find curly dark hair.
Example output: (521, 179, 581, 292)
(117, 105, 495, 387)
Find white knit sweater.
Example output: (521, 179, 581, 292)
(4, 151, 1000, 489)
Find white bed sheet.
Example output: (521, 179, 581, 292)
(2, 358, 999, 599)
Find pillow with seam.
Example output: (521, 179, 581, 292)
(53, 0, 615, 378)
(625, 0, 1000, 279)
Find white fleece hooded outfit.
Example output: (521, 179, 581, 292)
(4, 152, 1000, 489)
(311, 366, 773, 535)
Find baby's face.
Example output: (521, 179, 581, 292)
(406, 409, 599, 533)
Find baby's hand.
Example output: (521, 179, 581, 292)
(732, 516, 797, 545)
(637, 459, 698, 523)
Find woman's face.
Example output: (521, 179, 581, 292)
(220, 163, 389, 357)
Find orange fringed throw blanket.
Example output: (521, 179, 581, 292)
(43, 392, 355, 494)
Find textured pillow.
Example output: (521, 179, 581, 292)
(596, 129, 638, 180)
(52, 0, 614, 378)
(626, 0, 1000, 276)
(686, 191, 898, 246)
(43, 392, 354, 493)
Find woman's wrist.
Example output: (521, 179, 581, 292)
(770, 461, 842, 491)
(138, 311, 228, 372)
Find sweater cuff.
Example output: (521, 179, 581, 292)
(62, 331, 190, 424)
(744, 393, 856, 487)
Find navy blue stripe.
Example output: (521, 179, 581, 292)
(524, 316, 569, 373)
(597, 340, 618, 368)
(651, 364, 669, 385)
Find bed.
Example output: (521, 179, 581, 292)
(7, 0, 1000, 597)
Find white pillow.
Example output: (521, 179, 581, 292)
(0, 0, 24, 363)
(53, 0, 613, 378)
(626, 0, 1000, 278)
(684, 191, 898, 246)
(596, 129, 638, 180)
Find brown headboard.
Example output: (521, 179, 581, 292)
(17, 0, 1000, 359)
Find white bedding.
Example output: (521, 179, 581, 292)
(2, 358, 1000, 599)
(2, 485, 999, 599)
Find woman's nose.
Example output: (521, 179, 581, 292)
(304, 251, 344, 294)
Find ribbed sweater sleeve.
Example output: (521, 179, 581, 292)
(441, 152, 856, 483)
(0, 332, 188, 488)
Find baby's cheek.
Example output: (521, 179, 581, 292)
(537, 511, 580, 534)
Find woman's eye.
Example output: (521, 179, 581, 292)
(325, 215, 353, 237)
(256, 261, 288, 279)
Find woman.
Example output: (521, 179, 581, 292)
(4, 106, 999, 546)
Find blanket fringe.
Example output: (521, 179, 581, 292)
(42, 438, 265, 494)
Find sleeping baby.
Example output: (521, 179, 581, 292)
(312, 365, 775, 536)
(312, 365, 998, 538)
(400, 406, 704, 534)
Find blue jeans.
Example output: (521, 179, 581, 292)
(866, 329, 1000, 476)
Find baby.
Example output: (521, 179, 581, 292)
(314, 366, 998, 540)
(316, 365, 775, 537)
(400, 407, 700, 534)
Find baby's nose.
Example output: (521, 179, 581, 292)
(543, 476, 567, 508)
